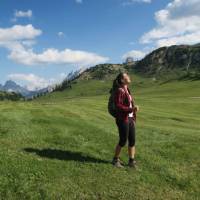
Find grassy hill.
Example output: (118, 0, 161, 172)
(0, 68, 200, 199)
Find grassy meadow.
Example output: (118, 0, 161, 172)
(0, 74, 200, 199)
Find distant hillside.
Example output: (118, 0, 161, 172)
(74, 63, 132, 81)
(134, 44, 200, 79)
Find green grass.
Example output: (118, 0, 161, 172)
(0, 76, 200, 199)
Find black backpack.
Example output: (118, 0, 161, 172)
(108, 88, 117, 118)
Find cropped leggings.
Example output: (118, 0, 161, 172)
(115, 117, 136, 147)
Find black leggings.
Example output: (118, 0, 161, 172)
(115, 117, 136, 147)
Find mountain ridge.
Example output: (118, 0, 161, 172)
(134, 44, 200, 77)
(51, 44, 200, 94)
(0, 80, 51, 98)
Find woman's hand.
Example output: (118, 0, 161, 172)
(134, 105, 139, 112)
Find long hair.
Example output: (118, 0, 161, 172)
(109, 72, 125, 94)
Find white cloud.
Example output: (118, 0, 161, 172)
(0, 24, 41, 56)
(15, 10, 32, 18)
(122, 0, 151, 6)
(7, 72, 74, 91)
(0, 24, 109, 67)
(75, 0, 83, 4)
(8, 73, 54, 91)
(140, 0, 200, 47)
(11, 10, 32, 22)
(22, 40, 36, 47)
(131, 0, 151, 2)
(122, 50, 147, 60)
(58, 32, 65, 37)
(8, 47, 109, 66)
(0, 24, 41, 42)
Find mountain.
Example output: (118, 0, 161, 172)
(134, 44, 200, 78)
(26, 86, 54, 98)
(2, 80, 30, 96)
(0, 80, 50, 98)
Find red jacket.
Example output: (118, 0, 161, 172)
(114, 86, 136, 123)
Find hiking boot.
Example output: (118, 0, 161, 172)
(128, 158, 136, 168)
(112, 157, 124, 168)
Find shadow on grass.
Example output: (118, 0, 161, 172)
(23, 148, 111, 164)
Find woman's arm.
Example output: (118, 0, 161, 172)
(114, 88, 133, 113)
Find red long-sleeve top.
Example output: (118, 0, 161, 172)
(114, 86, 136, 123)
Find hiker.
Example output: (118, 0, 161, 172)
(111, 72, 139, 168)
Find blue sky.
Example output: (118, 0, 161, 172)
(0, 0, 199, 90)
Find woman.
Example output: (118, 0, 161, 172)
(111, 72, 139, 168)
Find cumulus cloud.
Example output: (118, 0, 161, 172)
(140, 0, 200, 47)
(0, 24, 41, 42)
(8, 47, 109, 66)
(0, 24, 41, 56)
(0, 24, 109, 67)
(122, 50, 147, 60)
(11, 10, 32, 22)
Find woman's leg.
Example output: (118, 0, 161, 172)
(114, 119, 129, 159)
(114, 144, 122, 158)
(128, 118, 136, 159)
(128, 146, 135, 159)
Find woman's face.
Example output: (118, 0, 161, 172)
(121, 73, 131, 85)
